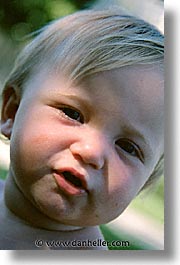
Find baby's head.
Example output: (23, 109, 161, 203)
(1, 10, 164, 227)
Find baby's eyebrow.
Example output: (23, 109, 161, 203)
(56, 93, 92, 110)
(62, 94, 89, 104)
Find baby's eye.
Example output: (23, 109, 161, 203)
(61, 107, 84, 123)
(116, 139, 144, 162)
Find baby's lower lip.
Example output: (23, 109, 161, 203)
(53, 172, 87, 196)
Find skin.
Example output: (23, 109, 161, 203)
(0, 64, 163, 248)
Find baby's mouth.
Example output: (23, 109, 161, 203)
(53, 169, 88, 196)
(62, 171, 84, 189)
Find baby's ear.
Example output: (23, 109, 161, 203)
(1, 86, 20, 139)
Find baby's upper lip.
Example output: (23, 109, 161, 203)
(54, 167, 88, 191)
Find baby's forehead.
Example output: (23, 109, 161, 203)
(81, 64, 163, 106)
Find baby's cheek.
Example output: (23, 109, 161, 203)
(11, 127, 50, 171)
(108, 168, 141, 213)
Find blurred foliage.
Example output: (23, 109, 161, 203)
(130, 177, 164, 224)
(0, 0, 96, 40)
(100, 225, 157, 250)
(0, 166, 7, 180)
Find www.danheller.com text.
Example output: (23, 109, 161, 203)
(34, 238, 130, 248)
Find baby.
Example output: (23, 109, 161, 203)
(0, 10, 164, 250)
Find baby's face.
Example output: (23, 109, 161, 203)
(8, 64, 163, 226)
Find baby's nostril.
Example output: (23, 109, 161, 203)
(62, 171, 82, 188)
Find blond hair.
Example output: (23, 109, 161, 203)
(2, 9, 164, 188)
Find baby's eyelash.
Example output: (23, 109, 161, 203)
(59, 106, 84, 124)
(115, 138, 144, 162)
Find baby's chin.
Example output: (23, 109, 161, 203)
(29, 190, 98, 227)
(30, 191, 109, 228)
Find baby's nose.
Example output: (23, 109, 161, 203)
(70, 132, 108, 170)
